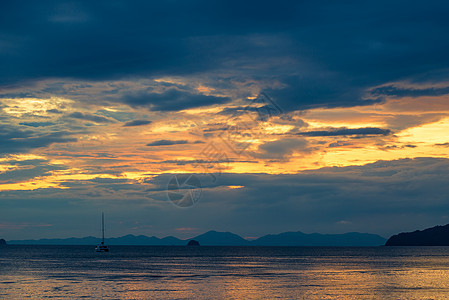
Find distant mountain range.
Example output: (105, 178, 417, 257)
(251, 231, 386, 246)
(7, 230, 386, 246)
(385, 224, 449, 246)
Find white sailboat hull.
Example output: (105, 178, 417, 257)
(95, 243, 109, 252)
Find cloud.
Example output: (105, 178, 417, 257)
(19, 122, 54, 127)
(0, 124, 76, 155)
(46, 109, 63, 114)
(154, 159, 256, 166)
(0, 222, 53, 230)
(435, 142, 449, 147)
(328, 141, 352, 148)
(123, 120, 152, 127)
(336, 220, 352, 225)
(371, 84, 449, 98)
(1, 1, 448, 112)
(68, 112, 113, 123)
(144, 157, 449, 237)
(122, 89, 231, 111)
(1, 157, 449, 239)
(385, 114, 445, 131)
(146, 140, 204, 146)
(254, 138, 310, 160)
(296, 127, 391, 137)
(0, 158, 67, 183)
(265, 75, 384, 112)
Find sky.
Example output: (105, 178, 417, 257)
(1, 0, 449, 240)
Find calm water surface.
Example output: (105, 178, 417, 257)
(1, 245, 449, 299)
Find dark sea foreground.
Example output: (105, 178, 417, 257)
(1, 245, 449, 299)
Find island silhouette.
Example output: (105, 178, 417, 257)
(187, 240, 200, 246)
(386, 224, 449, 246)
(6, 230, 386, 246)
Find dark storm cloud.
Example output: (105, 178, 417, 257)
(1, 1, 449, 112)
(296, 127, 391, 137)
(123, 120, 152, 127)
(0, 124, 76, 154)
(370, 85, 449, 98)
(122, 89, 231, 111)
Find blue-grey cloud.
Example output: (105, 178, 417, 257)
(153, 159, 257, 166)
(68, 112, 112, 123)
(371, 85, 449, 98)
(0, 158, 67, 183)
(0, 124, 76, 155)
(328, 141, 352, 148)
(46, 109, 63, 114)
(254, 138, 311, 160)
(19, 122, 55, 127)
(146, 140, 204, 146)
(123, 120, 152, 127)
(122, 89, 231, 111)
(385, 114, 445, 131)
(296, 127, 391, 137)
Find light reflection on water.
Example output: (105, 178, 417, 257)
(1, 245, 449, 299)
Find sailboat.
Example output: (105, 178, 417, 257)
(95, 212, 110, 252)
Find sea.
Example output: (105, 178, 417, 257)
(1, 245, 449, 299)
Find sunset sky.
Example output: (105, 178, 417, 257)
(1, 0, 449, 240)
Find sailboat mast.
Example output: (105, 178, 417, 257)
(102, 212, 105, 243)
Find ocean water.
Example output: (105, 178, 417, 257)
(1, 246, 449, 299)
